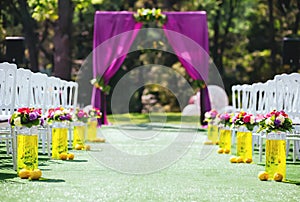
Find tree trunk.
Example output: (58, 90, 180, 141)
(268, 0, 276, 75)
(53, 0, 74, 81)
(17, 0, 39, 72)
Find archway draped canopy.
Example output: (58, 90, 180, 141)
(92, 11, 211, 125)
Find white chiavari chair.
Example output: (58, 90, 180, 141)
(0, 62, 17, 170)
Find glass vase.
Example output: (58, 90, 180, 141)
(17, 126, 39, 173)
(236, 127, 252, 161)
(208, 122, 219, 144)
(51, 122, 69, 159)
(72, 121, 86, 149)
(219, 126, 231, 152)
(87, 118, 98, 142)
(265, 132, 286, 180)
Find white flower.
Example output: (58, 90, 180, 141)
(14, 117, 22, 127)
(205, 112, 211, 119)
(250, 116, 255, 124)
(54, 110, 63, 116)
(90, 79, 96, 85)
(265, 118, 273, 126)
(277, 115, 285, 124)
(63, 109, 70, 114)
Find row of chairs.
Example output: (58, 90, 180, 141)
(231, 73, 300, 162)
(0, 62, 79, 170)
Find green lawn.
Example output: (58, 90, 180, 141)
(107, 112, 201, 125)
(0, 114, 300, 201)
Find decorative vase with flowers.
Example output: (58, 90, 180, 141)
(46, 107, 73, 159)
(9, 107, 43, 172)
(257, 110, 293, 180)
(204, 109, 219, 144)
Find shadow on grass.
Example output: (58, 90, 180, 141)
(32, 178, 65, 183)
(282, 180, 300, 186)
(64, 159, 88, 163)
(0, 173, 16, 181)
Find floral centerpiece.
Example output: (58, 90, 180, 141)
(217, 112, 233, 128)
(232, 111, 257, 131)
(204, 109, 219, 124)
(86, 107, 102, 119)
(90, 76, 111, 95)
(257, 110, 293, 133)
(73, 108, 89, 123)
(46, 107, 73, 123)
(9, 107, 43, 128)
(133, 8, 166, 25)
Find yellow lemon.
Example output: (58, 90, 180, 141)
(258, 171, 269, 181)
(84, 145, 91, 151)
(230, 156, 237, 163)
(93, 138, 106, 143)
(224, 148, 230, 154)
(67, 153, 75, 160)
(75, 144, 84, 150)
(215, 141, 219, 145)
(273, 173, 283, 182)
(29, 169, 42, 180)
(59, 153, 68, 160)
(245, 158, 252, 164)
(217, 148, 224, 154)
(19, 168, 31, 179)
(236, 156, 244, 163)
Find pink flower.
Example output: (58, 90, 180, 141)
(243, 115, 251, 123)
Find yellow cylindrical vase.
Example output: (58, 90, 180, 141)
(17, 127, 38, 173)
(51, 122, 68, 159)
(73, 123, 86, 148)
(265, 132, 286, 180)
(236, 128, 252, 161)
(87, 118, 98, 142)
(219, 127, 231, 152)
(207, 124, 219, 144)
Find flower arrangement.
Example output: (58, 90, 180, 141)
(90, 76, 111, 95)
(232, 111, 257, 131)
(46, 107, 73, 123)
(9, 108, 43, 128)
(204, 109, 219, 124)
(218, 112, 233, 128)
(133, 8, 166, 25)
(86, 107, 102, 119)
(73, 108, 89, 123)
(257, 110, 293, 133)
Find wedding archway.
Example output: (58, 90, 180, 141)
(92, 11, 211, 125)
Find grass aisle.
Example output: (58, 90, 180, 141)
(1, 124, 300, 201)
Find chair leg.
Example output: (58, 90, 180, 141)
(296, 140, 300, 160)
(286, 139, 290, 159)
(47, 126, 51, 158)
(293, 140, 296, 163)
(5, 136, 10, 155)
(259, 136, 263, 162)
(12, 128, 17, 171)
(41, 131, 46, 154)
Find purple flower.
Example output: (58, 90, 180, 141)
(65, 114, 72, 120)
(40, 118, 45, 126)
(29, 112, 38, 121)
(77, 110, 85, 118)
(274, 119, 281, 127)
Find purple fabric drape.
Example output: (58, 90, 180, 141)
(163, 12, 211, 123)
(92, 11, 211, 126)
(92, 11, 142, 125)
